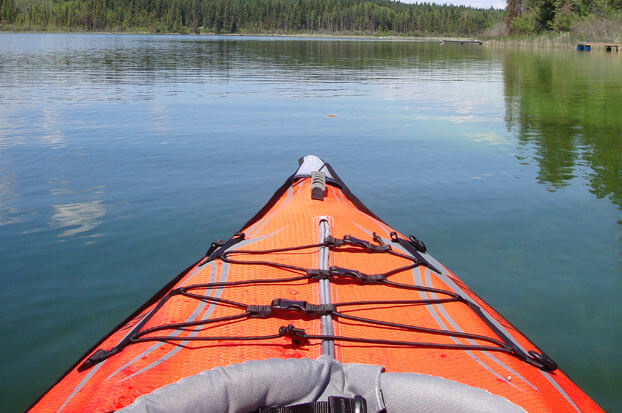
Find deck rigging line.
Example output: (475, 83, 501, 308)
(78, 233, 557, 372)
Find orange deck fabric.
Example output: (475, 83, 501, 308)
(31, 178, 602, 412)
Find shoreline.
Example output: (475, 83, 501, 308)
(0, 29, 461, 42)
(1, 28, 619, 50)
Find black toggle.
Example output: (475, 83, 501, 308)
(528, 350, 558, 371)
(205, 240, 226, 257)
(78, 348, 118, 371)
(279, 324, 309, 345)
(389, 232, 441, 274)
(408, 235, 427, 253)
(199, 233, 246, 266)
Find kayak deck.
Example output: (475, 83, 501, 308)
(30, 156, 601, 412)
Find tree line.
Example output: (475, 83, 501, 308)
(506, 0, 621, 33)
(0, 0, 504, 36)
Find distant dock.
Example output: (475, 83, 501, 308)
(577, 43, 621, 52)
(441, 39, 483, 46)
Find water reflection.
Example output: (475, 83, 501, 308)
(51, 200, 106, 238)
(0, 160, 20, 227)
(0, 34, 620, 411)
(40, 108, 66, 148)
(1, 34, 620, 216)
(0, 35, 497, 103)
(503, 50, 622, 210)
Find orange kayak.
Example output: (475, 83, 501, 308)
(31, 155, 602, 412)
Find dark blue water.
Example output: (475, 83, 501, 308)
(0, 34, 620, 411)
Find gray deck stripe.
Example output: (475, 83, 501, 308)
(349, 225, 536, 390)
(245, 186, 291, 235)
(248, 187, 293, 237)
(228, 228, 286, 251)
(118, 263, 226, 383)
(105, 261, 217, 381)
(420, 252, 535, 358)
(538, 371, 580, 412)
(319, 218, 335, 357)
(352, 221, 391, 239)
(57, 362, 104, 412)
(411, 264, 520, 390)
(334, 187, 347, 205)
(352, 232, 517, 388)
(117, 228, 287, 382)
(108, 230, 283, 382)
(423, 269, 535, 391)
(118, 261, 229, 382)
(348, 223, 512, 385)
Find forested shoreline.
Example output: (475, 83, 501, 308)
(1, 0, 620, 39)
(0, 0, 503, 36)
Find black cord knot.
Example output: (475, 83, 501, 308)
(325, 236, 345, 248)
(247, 305, 273, 317)
(269, 299, 336, 317)
(329, 266, 386, 283)
(305, 303, 336, 315)
(307, 269, 332, 280)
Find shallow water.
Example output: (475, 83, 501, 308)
(0, 34, 620, 411)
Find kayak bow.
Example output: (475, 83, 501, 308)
(30, 155, 602, 412)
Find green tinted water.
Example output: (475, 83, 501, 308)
(0, 34, 619, 411)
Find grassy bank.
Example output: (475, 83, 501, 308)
(483, 16, 622, 48)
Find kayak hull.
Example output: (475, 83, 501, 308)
(30, 156, 601, 412)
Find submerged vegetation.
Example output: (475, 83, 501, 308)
(0, 0, 503, 36)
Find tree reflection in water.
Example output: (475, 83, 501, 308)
(503, 49, 622, 212)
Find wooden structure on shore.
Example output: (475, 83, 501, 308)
(441, 39, 482, 45)
(577, 42, 621, 52)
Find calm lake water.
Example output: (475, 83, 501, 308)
(0, 33, 620, 411)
